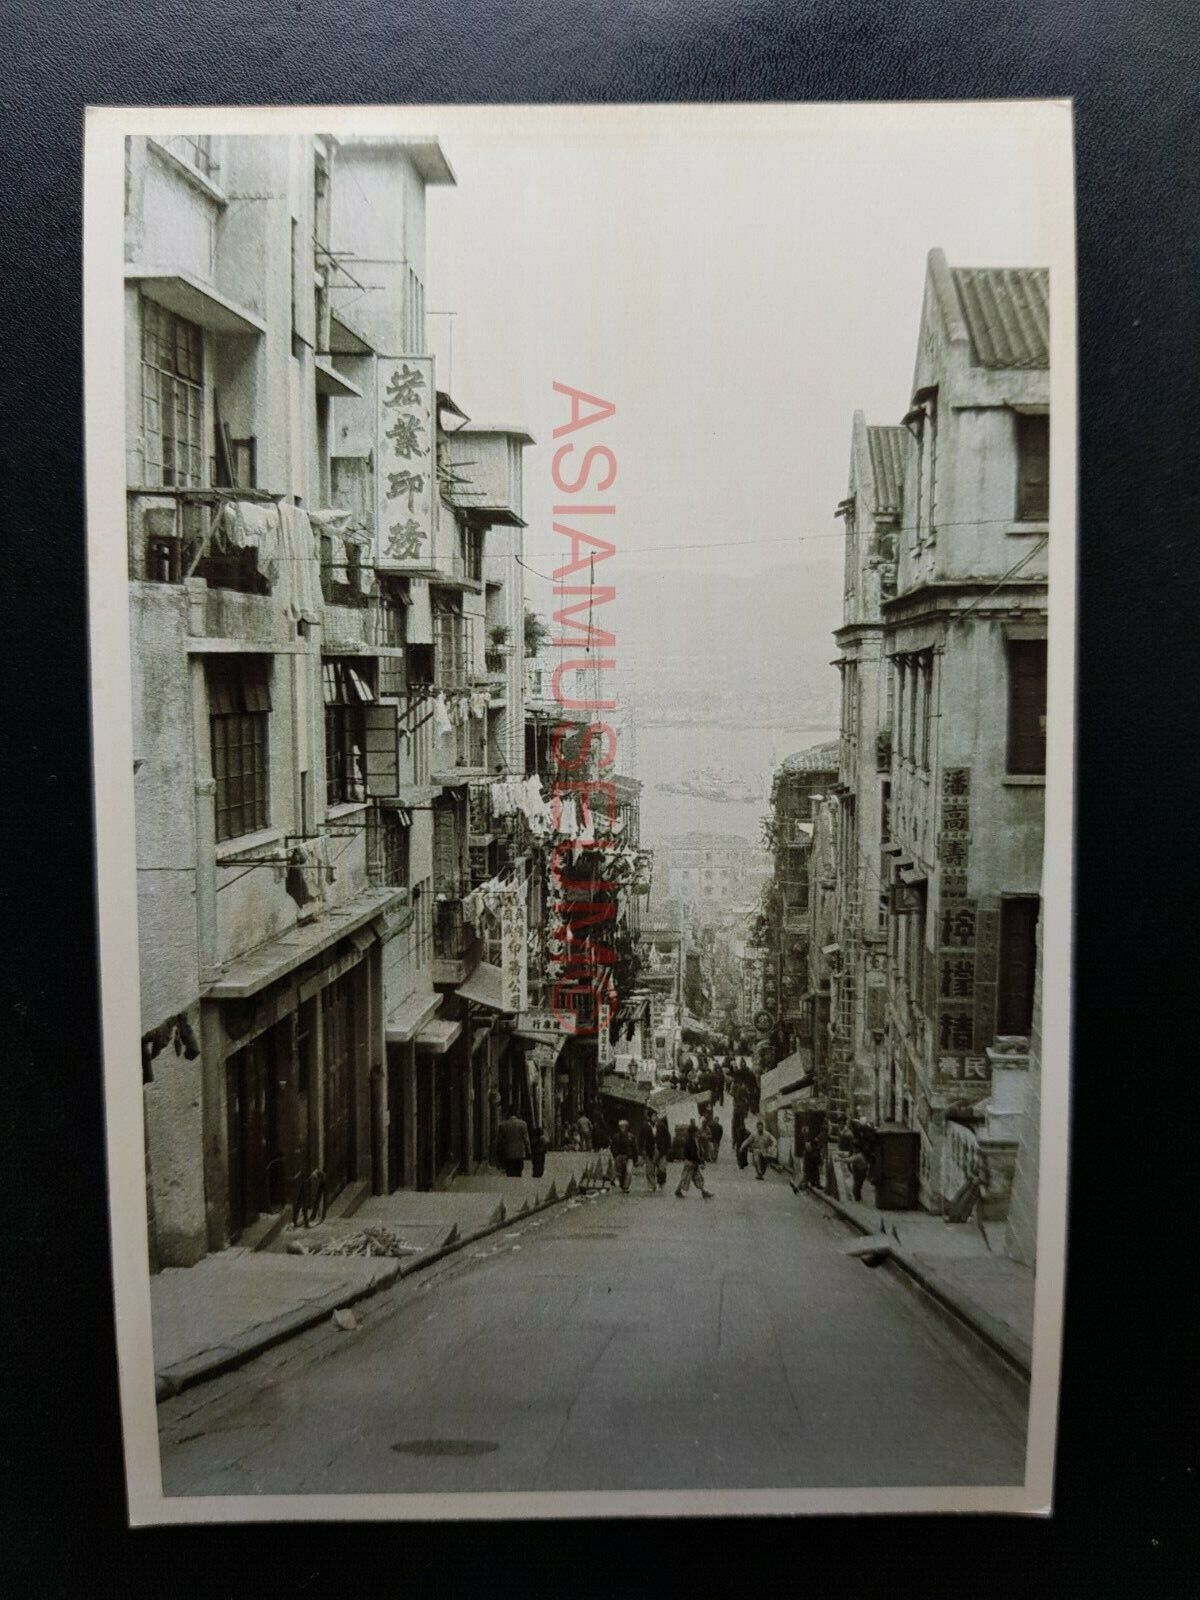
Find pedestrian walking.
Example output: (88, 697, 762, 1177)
(654, 1111, 672, 1188)
(639, 1112, 661, 1192)
(675, 1119, 715, 1199)
(611, 1119, 636, 1193)
(732, 1100, 749, 1169)
(591, 1107, 614, 1185)
(529, 1124, 548, 1180)
(493, 1106, 532, 1177)
(739, 1120, 778, 1180)
(577, 1109, 593, 1150)
(711, 1116, 724, 1163)
(700, 1109, 717, 1163)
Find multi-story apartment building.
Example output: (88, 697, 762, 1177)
(665, 832, 771, 916)
(858, 250, 1048, 1209)
(828, 416, 909, 1122)
(127, 131, 538, 1265)
(759, 743, 839, 1050)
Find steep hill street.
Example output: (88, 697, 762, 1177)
(158, 1117, 1027, 1496)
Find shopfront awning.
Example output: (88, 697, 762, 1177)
(205, 886, 406, 1000)
(385, 990, 442, 1044)
(415, 1017, 462, 1056)
(456, 962, 511, 1013)
(125, 267, 266, 337)
(314, 355, 363, 398)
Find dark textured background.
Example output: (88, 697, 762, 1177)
(2, 1, 1196, 1592)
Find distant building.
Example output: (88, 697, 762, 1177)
(760, 743, 840, 1048)
(664, 831, 771, 915)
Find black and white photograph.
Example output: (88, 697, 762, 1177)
(83, 101, 1075, 1521)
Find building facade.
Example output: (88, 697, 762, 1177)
(831, 250, 1049, 1209)
(128, 131, 545, 1265)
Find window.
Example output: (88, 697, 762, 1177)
(920, 654, 934, 769)
(907, 661, 918, 762)
(1006, 638, 1048, 774)
(323, 658, 376, 805)
(435, 605, 467, 690)
(163, 134, 218, 179)
(998, 896, 1039, 1035)
(379, 811, 410, 888)
(208, 655, 271, 842)
(141, 299, 203, 488)
(1016, 412, 1049, 520)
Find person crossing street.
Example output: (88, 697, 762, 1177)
(739, 1119, 778, 1180)
(675, 1119, 715, 1199)
(611, 1119, 636, 1194)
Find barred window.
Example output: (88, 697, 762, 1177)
(208, 655, 271, 841)
(380, 812, 410, 888)
(141, 299, 204, 488)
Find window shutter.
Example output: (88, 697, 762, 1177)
(1007, 639, 1047, 774)
(1016, 412, 1050, 519)
(998, 898, 1039, 1035)
(362, 704, 400, 797)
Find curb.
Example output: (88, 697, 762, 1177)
(802, 1182, 1032, 1383)
(155, 1172, 591, 1402)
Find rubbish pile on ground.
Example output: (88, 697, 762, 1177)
(289, 1225, 423, 1259)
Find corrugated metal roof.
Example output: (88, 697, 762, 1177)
(779, 740, 840, 775)
(866, 425, 907, 516)
(950, 267, 1049, 370)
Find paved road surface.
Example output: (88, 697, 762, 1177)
(158, 1145, 1027, 1495)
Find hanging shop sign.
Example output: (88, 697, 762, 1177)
(375, 354, 436, 572)
(492, 880, 529, 1013)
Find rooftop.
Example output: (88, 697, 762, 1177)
(950, 266, 1049, 370)
(778, 740, 840, 775)
(866, 425, 907, 517)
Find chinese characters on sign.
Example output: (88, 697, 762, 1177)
(492, 881, 529, 1014)
(938, 767, 971, 900)
(375, 354, 435, 571)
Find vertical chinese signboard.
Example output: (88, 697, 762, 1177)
(375, 354, 435, 571)
(493, 881, 529, 1014)
(936, 767, 987, 1087)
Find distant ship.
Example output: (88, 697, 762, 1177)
(657, 764, 762, 804)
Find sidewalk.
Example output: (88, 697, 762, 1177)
(150, 1150, 597, 1400)
(799, 1156, 1035, 1379)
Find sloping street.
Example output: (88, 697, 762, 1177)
(158, 1120, 1027, 1496)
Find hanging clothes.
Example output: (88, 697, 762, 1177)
(432, 692, 453, 737)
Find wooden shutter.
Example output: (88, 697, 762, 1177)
(998, 897, 1039, 1035)
(362, 703, 400, 797)
(1016, 412, 1049, 519)
(1007, 639, 1047, 774)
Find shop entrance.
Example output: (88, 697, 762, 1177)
(322, 970, 357, 1201)
(225, 1028, 282, 1242)
(386, 1042, 407, 1192)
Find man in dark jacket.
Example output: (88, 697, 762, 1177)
(639, 1113, 662, 1193)
(654, 1111, 671, 1187)
(494, 1107, 531, 1177)
(675, 1120, 715, 1199)
(611, 1119, 637, 1193)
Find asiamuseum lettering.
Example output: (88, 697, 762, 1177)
(548, 382, 618, 1036)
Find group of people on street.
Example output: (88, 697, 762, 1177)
(492, 1108, 548, 1179)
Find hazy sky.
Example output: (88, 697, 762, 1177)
(414, 104, 1059, 616)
